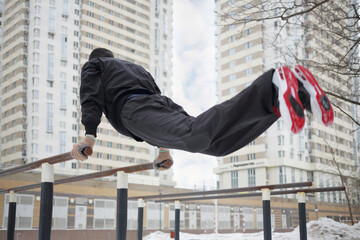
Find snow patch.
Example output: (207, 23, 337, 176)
(143, 218, 360, 240)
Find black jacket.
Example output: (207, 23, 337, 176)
(80, 57, 161, 138)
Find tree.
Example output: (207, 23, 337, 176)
(216, 0, 360, 225)
(217, 0, 360, 114)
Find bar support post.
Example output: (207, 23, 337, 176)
(175, 200, 180, 240)
(7, 190, 16, 240)
(298, 192, 307, 240)
(38, 163, 54, 240)
(262, 188, 272, 240)
(137, 198, 144, 240)
(116, 171, 128, 240)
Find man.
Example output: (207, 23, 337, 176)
(71, 48, 333, 169)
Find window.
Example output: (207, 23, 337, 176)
(35, 6, 41, 14)
(32, 130, 38, 140)
(34, 40, 40, 49)
(32, 143, 38, 153)
(147, 202, 166, 229)
(291, 168, 296, 183)
(248, 168, 256, 186)
(3, 194, 34, 229)
(230, 156, 238, 163)
(47, 53, 54, 80)
(34, 28, 40, 37)
(245, 55, 253, 63)
(52, 197, 68, 229)
(33, 65, 39, 74)
(94, 199, 116, 229)
(46, 145, 52, 153)
(59, 131, 66, 153)
(279, 166, 287, 184)
(32, 90, 39, 99)
(228, 48, 236, 55)
(229, 87, 237, 94)
(245, 68, 253, 76)
(244, 41, 253, 49)
(231, 171, 238, 188)
(247, 153, 255, 160)
(229, 74, 236, 81)
(32, 103, 39, 113)
(278, 150, 285, 158)
(244, 28, 252, 36)
(33, 52, 40, 62)
(278, 135, 284, 145)
(61, 35, 68, 59)
(34, 17, 41, 25)
(47, 103, 54, 131)
(49, 7, 56, 32)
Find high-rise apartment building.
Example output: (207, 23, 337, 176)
(214, 0, 358, 203)
(0, 0, 175, 187)
(0, 0, 3, 159)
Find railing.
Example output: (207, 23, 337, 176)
(0, 151, 346, 240)
(1, 149, 157, 240)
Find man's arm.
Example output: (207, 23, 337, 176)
(71, 61, 104, 160)
(80, 61, 105, 137)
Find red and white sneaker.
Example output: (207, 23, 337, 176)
(292, 65, 334, 126)
(272, 66, 305, 133)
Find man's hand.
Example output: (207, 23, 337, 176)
(71, 135, 96, 161)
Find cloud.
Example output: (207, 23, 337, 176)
(172, 0, 218, 189)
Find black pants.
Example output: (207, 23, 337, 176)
(121, 69, 279, 157)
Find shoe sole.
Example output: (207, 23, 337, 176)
(273, 66, 305, 133)
(293, 65, 334, 126)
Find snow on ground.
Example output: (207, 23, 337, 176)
(144, 218, 360, 240)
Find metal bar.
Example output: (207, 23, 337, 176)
(0, 162, 154, 194)
(298, 192, 307, 240)
(0, 152, 72, 177)
(262, 188, 272, 240)
(0, 148, 92, 178)
(38, 163, 54, 240)
(129, 182, 313, 200)
(154, 187, 345, 203)
(174, 201, 180, 240)
(116, 172, 128, 240)
(137, 199, 144, 240)
(7, 191, 16, 240)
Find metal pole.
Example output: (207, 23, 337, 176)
(38, 163, 54, 240)
(159, 190, 162, 231)
(7, 191, 16, 240)
(175, 200, 180, 240)
(137, 198, 144, 240)
(116, 171, 128, 240)
(262, 188, 272, 240)
(298, 192, 307, 240)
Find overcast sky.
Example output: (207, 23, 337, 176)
(171, 0, 218, 189)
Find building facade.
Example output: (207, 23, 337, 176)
(214, 0, 359, 204)
(0, 0, 175, 187)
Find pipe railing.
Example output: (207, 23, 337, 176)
(1, 150, 347, 240)
(128, 181, 313, 200)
